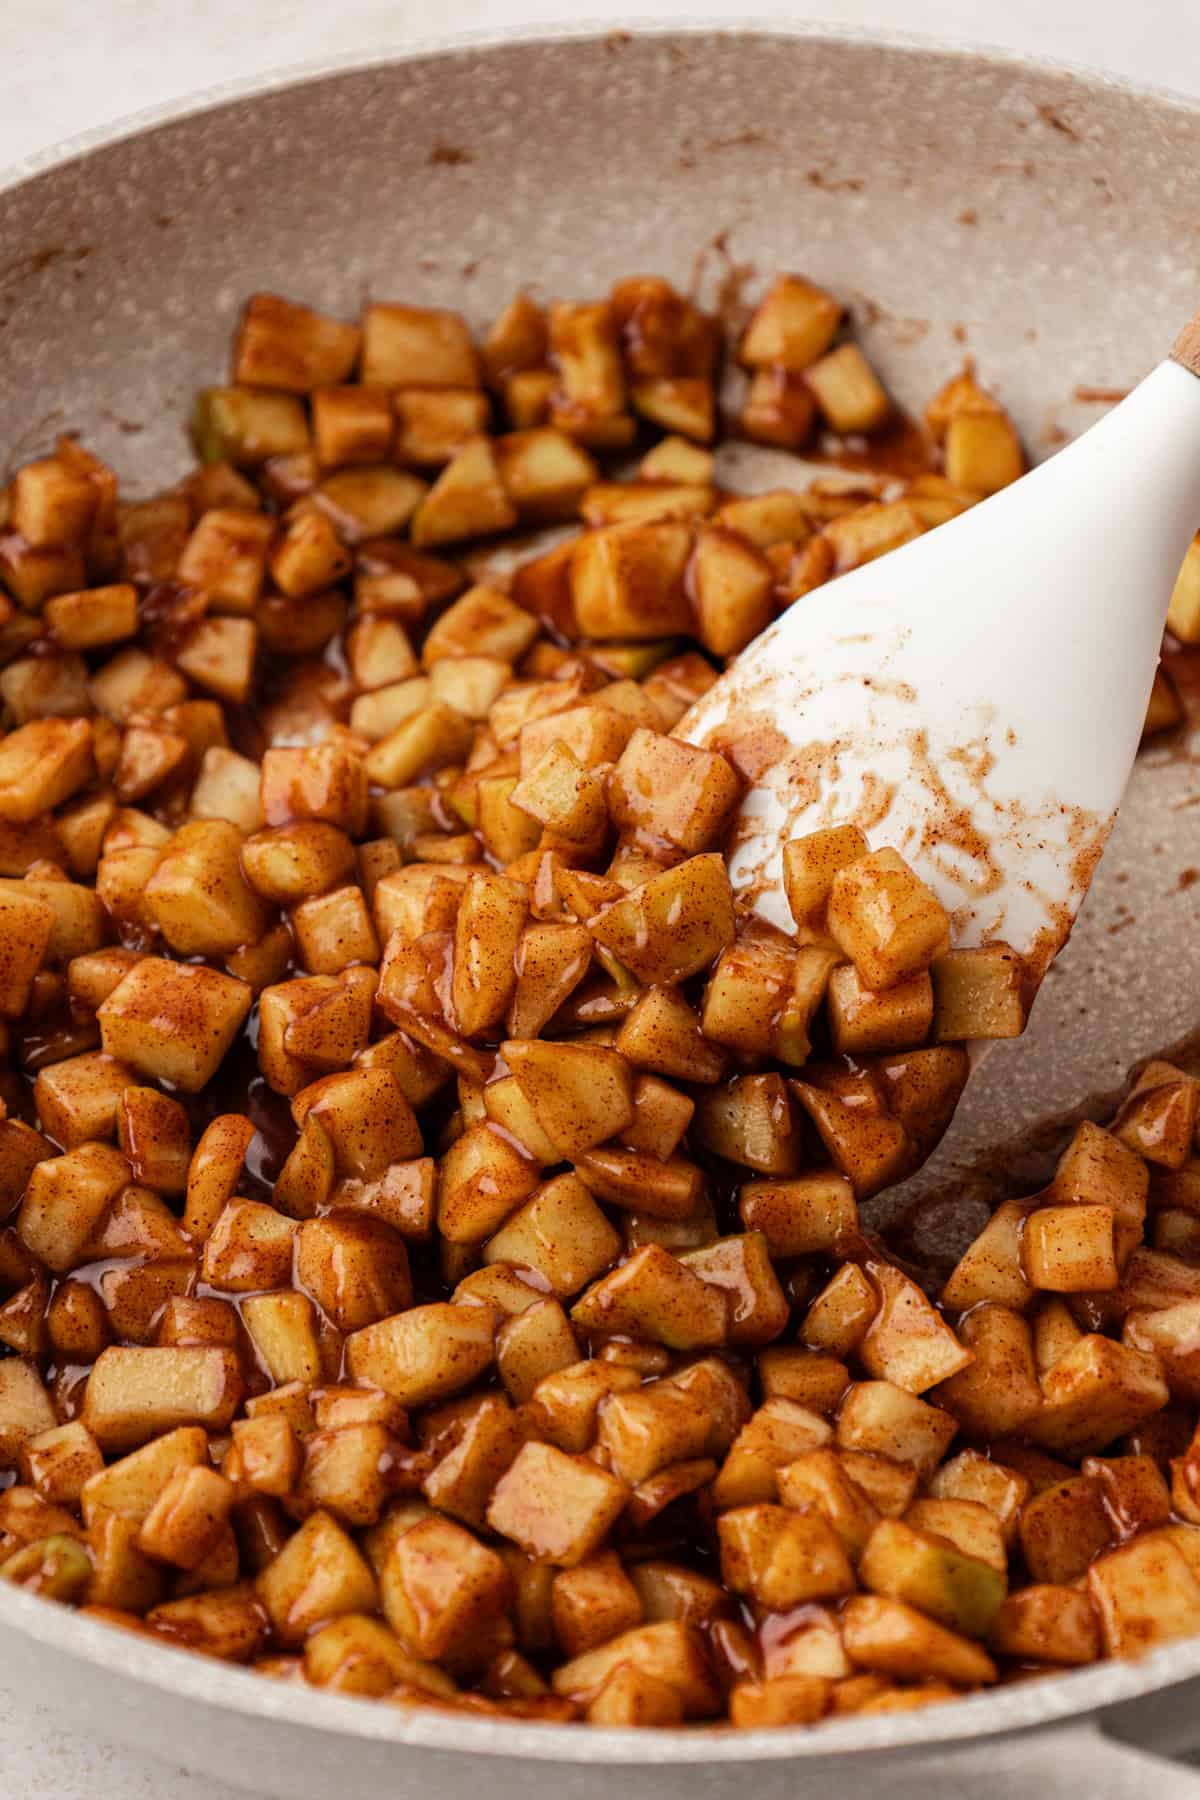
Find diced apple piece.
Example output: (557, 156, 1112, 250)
(496, 1298, 578, 1405)
(572, 1244, 728, 1350)
(1112, 1061, 1199, 1170)
(1088, 1530, 1200, 1656)
(694, 1074, 802, 1176)
(719, 1503, 854, 1610)
(802, 1264, 879, 1357)
(256, 1510, 377, 1648)
(570, 520, 693, 640)
(144, 820, 267, 956)
(552, 1619, 719, 1718)
(296, 1068, 421, 1179)
(0, 1362, 58, 1468)
(861, 1263, 972, 1394)
(989, 1584, 1100, 1665)
(608, 729, 740, 854)
(486, 1173, 621, 1298)
(859, 1518, 1005, 1638)
(805, 344, 891, 434)
(781, 825, 869, 927)
(488, 1440, 628, 1567)
(776, 1449, 879, 1558)
(82, 1347, 242, 1452)
(679, 1232, 788, 1348)
(739, 276, 841, 371)
(933, 1304, 1041, 1440)
(32, 1052, 132, 1150)
(550, 1551, 643, 1658)
(19, 1421, 105, 1507)
(346, 1303, 495, 1407)
(827, 848, 950, 990)
(17, 1141, 128, 1272)
(700, 931, 795, 1058)
(931, 944, 1026, 1041)
(841, 1595, 996, 1686)
(1019, 1474, 1112, 1583)
(713, 1399, 832, 1508)
(234, 294, 359, 392)
(260, 742, 367, 836)
(941, 1198, 1036, 1312)
(739, 1173, 857, 1258)
(138, 1465, 236, 1570)
(98, 958, 251, 1092)
(0, 718, 94, 825)
(451, 872, 527, 1039)
(590, 854, 735, 984)
(617, 986, 725, 1085)
(836, 1382, 957, 1479)
(1023, 1203, 1118, 1292)
(410, 437, 517, 548)
(597, 1385, 711, 1485)
(378, 1513, 510, 1660)
(528, 1360, 640, 1456)
(928, 1451, 1030, 1545)
(503, 1039, 633, 1158)
(790, 1079, 911, 1199)
(1032, 1335, 1168, 1458)
(437, 1123, 539, 1245)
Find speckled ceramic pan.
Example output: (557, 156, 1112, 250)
(2, 23, 1200, 1797)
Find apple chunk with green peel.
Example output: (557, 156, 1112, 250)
(859, 1517, 1006, 1638)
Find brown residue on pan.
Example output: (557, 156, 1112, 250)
(806, 166, 865, 194)
(1074, 385, 1129, 405)
(1036, 103, 1082, 141)
(849, 294, 930, 349)
(705, 129, 771, 153)
(429, 142, 474, 166)
(814, 412, 937, 480)
(0, 244, 93, 294)
(688, 227, 757, 337)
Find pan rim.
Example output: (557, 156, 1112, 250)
(2, 15, 1200, 1767)
(4, 1568, 1200, 1761)
(3, 13, 1200, 200)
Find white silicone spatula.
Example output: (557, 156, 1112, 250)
(679, 319, 1200, 991)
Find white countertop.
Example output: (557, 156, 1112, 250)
(2, 0, 1200, 1791)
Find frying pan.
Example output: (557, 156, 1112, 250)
(2, 22, 1200, 1796)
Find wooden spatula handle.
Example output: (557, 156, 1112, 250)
(1172, 315, 1200, 377)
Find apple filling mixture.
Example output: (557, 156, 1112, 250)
(0, 277, 1198, 1730)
